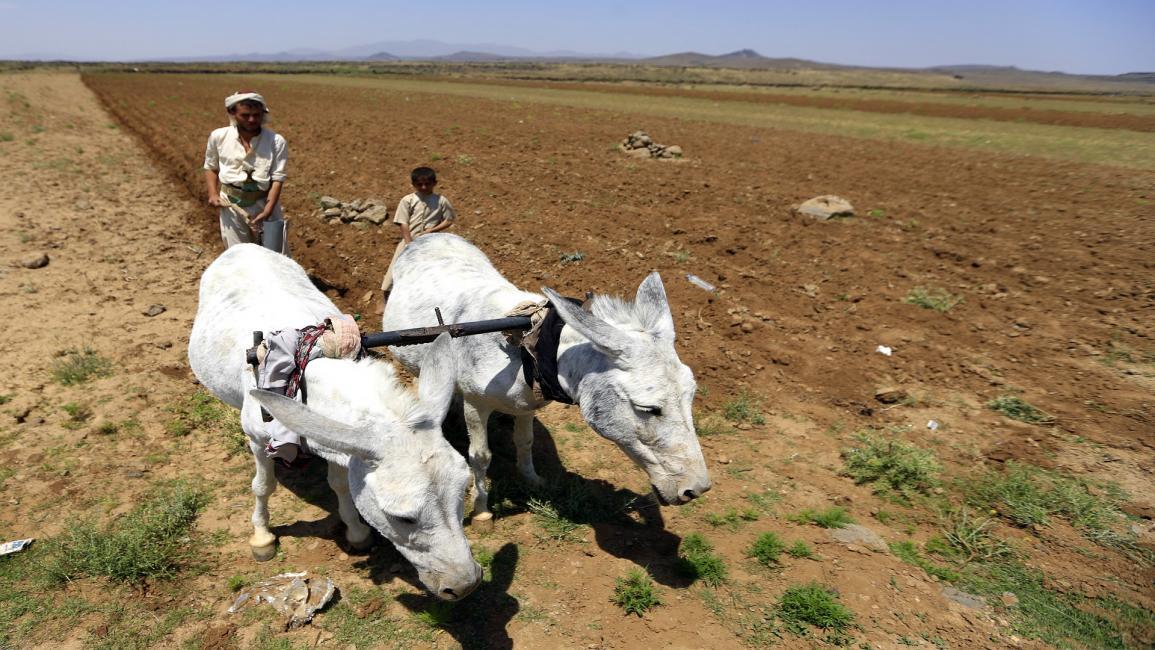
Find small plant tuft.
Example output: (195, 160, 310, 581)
(722, 389, 766, 425)
(841, 433, 942, 501)
(43, 481, 209, 583)
(749, 532, 786, 567)
(611, 569, 661, 616)
(787, 540, 814, 559)
(527, 498, 583, 543)
(678, 533, 728, 586)
(904, 286, 964, 313)
(414, 601, 455, 628)
(51, 347, 113, 385)
(789, 507, 854, 529)
(705, 507, 758, 530)
(987, 395, 1053, 424)
(776, 582, 855, 637)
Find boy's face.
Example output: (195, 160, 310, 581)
(413, 177, 437, 195)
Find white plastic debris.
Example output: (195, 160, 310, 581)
(686, 274, 716, 292)
(228, 571, 336, 628)
(876, 345, 893, 356)
(0, 538, 33, 556)
(927, 420, 940, 431)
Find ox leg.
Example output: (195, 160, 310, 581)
(249, 441, 278, 561)
(513, 414, 544, 488)
(462, 399, 494, 528)
(327, 463, 373, 551)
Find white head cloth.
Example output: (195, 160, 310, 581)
(224, 92, 269, 111)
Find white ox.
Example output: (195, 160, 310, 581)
(189, 244, 482, 601)
(382, 234, 711, 523)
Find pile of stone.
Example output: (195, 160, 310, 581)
(619, 131, 683, 160)
(312, 196, 390, 226)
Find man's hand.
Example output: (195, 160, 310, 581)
(208, 195, 223, 207)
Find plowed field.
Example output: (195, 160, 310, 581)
(2, 70, 1152, 649)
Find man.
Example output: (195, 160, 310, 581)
(203, 91, 289, 254)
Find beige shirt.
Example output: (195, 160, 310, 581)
(203, 126, 288, 191)
(394, 192, 455, 234)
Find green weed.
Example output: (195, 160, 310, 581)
(61, 402, 93, 429)
(787, 540, 813, 559)
(168, 389, 245, 454)
(904, 286, 964, 313)
(959, 557, 1155, 648)
(705, 507, 758, 530)
(611, 569, 661, 616)
(51, 347, 113, 385)
(964, 462, 1143, 557)
(559, 251, 585, 265)
(788, 507, 853, 529)
(889, 540, 961, 582)
(936, 508, 1012, 565)
(987, 395, 1053, 424)
(42, 481, 209, 583)
(527, 498, 583, 543)
(776, 582, 855, 640)
(841, 433, 942, 501)
(413, 600, 455, 628)
(722, 389, 766, 425)
(695, 412, 736, 436)
(678, 533, 728, 586)
(749, 532, 786, 567)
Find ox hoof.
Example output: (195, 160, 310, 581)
(250, 543, 277, 562)
(471, 511, 494, 533)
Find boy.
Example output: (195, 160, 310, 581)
(380, 167, 457, 299)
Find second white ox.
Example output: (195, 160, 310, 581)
(189, 244, 482, 601)
(382, 234, 711, 523)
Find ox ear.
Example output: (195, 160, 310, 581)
(410, 333, 456, 429)
(248, 389, 382, 460)
(635, 272, 676, 343)
(542, 286, 632, 360)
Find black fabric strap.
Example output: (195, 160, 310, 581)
(520, 297, 582, 405)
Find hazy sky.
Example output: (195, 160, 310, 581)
(2, 0, 1152, 75)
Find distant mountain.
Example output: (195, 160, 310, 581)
(434, 51, 510, 62)
(1117, 72, 1155, 83)
(640, 49, 845, 70)
(363, 51, 400, 61)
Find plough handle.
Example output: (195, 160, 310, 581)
(361, 316, 533, 349)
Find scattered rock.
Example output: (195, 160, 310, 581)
(797, 195, 855, 220)
(620, 131, 684, 160)
(20, 253, 49, 269)
(874, 387, 909, 404)
(143, 304, 166, 317)
(359, 205, 390, 225)
(942, 586, 987, 609)
(829, 524, 888, 552)
(314, 196, 390, 226)
(1000, 592, 1019, 607)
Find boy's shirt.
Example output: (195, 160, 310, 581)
(394, 192, 455, 235)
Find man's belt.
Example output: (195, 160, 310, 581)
(222, 183, 268, 208)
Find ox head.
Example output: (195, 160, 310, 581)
(249, 334, 481, 600)
(543, 273, 711, 506)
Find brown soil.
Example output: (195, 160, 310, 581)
(2, 70, 1152, 648)
(449, 77, 1155, 132)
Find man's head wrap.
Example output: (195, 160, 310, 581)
(224, 91, 269, 112)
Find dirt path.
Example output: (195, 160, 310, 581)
(0, 69, 213, 533)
